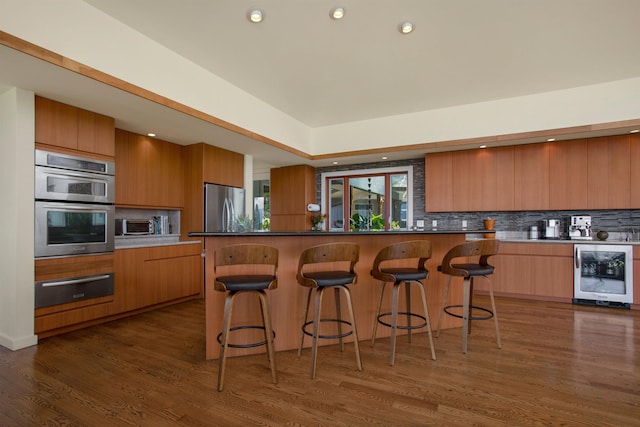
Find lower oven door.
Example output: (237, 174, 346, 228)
(35, 201, 115, 258)
(574, 244, 634, 305)
(35, 273, 114, 309)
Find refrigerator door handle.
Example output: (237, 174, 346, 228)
(222, 198, 230, 232)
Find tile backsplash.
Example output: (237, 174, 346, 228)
(317, 157, 640, 236)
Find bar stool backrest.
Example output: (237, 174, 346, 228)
(441, 239, 500, 277)
(372, 240, 431, 282)
(214, 244, 278, 291)
(297, 242, 360, 287)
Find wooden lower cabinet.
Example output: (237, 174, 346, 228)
(633, 247, 640, 309)
(35, 244, 203, 338)
(115, 244, 203, 312)
(491, 242, 574, 302)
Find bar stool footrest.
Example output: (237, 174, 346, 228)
(217, 325, 276, 349)
(302, 319, 354, 340)
(443, 304, 494, 321)
(376, 311, 428, 330)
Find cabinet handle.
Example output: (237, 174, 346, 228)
(42, 274, 111, 287)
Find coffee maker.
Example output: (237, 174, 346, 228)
(543, 219, 562, 239)
(568, 215, 592, 240)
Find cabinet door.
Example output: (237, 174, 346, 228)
(35, 96, 78, 150)
(451, 150, 479, 211)
(202, 144, 244, 187)
(514, 143, 549, 210)
(425, 152, 453, 212)
(549, 139, 588, 209)
(115, 130, 184, 208)
(630, 133, 640, 209)
(491, 243, 573, 300)
(588, 135, 630, 209)
(78, 109, 115, 157)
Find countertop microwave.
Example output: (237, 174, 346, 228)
(116, 219, 154, 236)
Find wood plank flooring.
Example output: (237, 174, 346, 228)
(1, 296, 639, 426)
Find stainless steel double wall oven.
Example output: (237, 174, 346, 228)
(34, 149, 116, 308)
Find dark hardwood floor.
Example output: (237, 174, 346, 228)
(1, 296, 639, 426)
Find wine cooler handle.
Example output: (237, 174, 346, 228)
(575, 247, 581, 269)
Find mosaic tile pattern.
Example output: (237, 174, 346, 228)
(316, 158, 640, 236)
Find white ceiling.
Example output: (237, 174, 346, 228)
(2, 0, 640, 170)
(84, 0, 640, 127)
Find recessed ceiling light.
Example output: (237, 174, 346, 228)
(147, 133, 156, 137)
(399, 22, 413, 34)
(330, 7, 345, 20)
(547, 138, 556, 142)
(479, 145, 487, 149)
(332, 161, 339, 165)
(248, 9, 263, 23)
(630, 129, 640, 134)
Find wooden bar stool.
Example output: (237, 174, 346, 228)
(371, 240, 436, 365)
(213, 243, 278, 391)
(296, 242, 362, 379)
(437, 239, 501, 354)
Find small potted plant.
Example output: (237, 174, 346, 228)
(483, 218, 496, 239)
(310, 213, 327, 231)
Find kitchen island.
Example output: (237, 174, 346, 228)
(189, 230, 492, 360)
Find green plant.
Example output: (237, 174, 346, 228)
(235, 214, 253, 232)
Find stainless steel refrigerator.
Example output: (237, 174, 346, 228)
(204, 183, 245, 232)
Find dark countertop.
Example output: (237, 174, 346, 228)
(189, 229, 493, 237)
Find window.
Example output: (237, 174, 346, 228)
(321, 166, 412, 231)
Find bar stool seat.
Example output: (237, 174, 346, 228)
(297, 242, 362, 379)
(213, 243, 278, 391)
(437, 239, 501, 354)
(371, 240, 436, 366)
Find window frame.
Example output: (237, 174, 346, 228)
(320, 166, 413, 232)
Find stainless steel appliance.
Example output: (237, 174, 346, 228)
(35, 201, 115, 257)
(568, 215, 592, 240)
(574, 244, 633, 308)
(35, 273, 114, 308)
(543, 219, 561, 239)
(115, 218, 154, 236)
(34, 150, 115, 257)
(204, 183, 245, 232)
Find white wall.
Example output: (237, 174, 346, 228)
(0, 88, 37, 350)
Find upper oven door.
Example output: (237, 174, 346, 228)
(35, 166, 115, 204)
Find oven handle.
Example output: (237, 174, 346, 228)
(42, 274, 111, 287)
(38, 203, 108, 212)
(575, 247, 581, 269)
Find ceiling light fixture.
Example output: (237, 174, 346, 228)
(479, 145, 487, 149)
(248, 9, 263, 23)
(547, 138, 556, 142)
(332, 161, 339, 165)
(147, 133, 156, 137)
(330, 7, 345, 20)
(630, 129, 640, 133)
(399, 22, 414, 34)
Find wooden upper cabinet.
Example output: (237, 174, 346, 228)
(425, 152, 453, 212)
(35, 96, 78, 150)
(202, 144, 244, 188)
(77, 109, 115, 157)
(587, 134, 630, 209)
(35, 96, 114, 157)
(630, 133, 640, 208)
(115, 129, 184, 209)
(549, 139, 588, 210)
(514, 142, 550, 210)
(451, 146, 514, 212)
